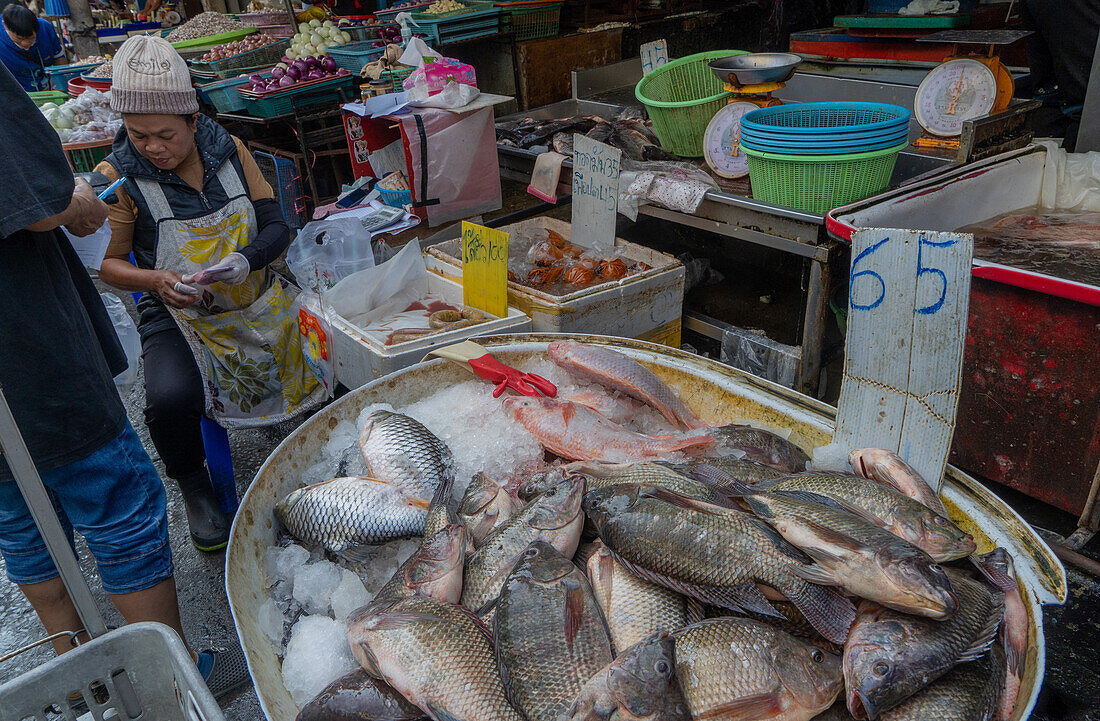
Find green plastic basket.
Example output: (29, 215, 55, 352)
(63, 139, 113, 173)
(634, 49, 746, 157)
(501, 1, 562, 41)
(30, 90, 69, 107)
(743, 141, 906, 215)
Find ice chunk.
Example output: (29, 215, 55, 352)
(324, 419, 359, 458)
(292, 560, 344, 616)
(259, 597, 286, 653)
(811, 442, 850, 473)
(356, 538, 422, 596)
(264, 544, 310, 588)
(331, 569, 373, 621)
(281, 615, 359, 708)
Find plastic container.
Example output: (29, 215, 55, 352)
(328, 40, 387, 74)
(377, 186, 412, 207)
(29, 90, 69, 107)
(740, 101, 911, 137)
(188, 38, 289, 79)
(744, 141, 906, 215)
(46, 61, 102, 91)
(170, 26, 257, 49)
(634, 49, 747, 157)
(424, 216, 685, 343)
(498, 0, 561, 41)
(79, 73, 113, 91)
(64, 138, 114, 173)
(200, 72, 270, 113)
(238, 74, 357, 118)
(67, 75, 89, 96)
(0, 622, 225, 721)
(739, 128, 910, 155)
(404, 1, 501, 44)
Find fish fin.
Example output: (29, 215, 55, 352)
(785, 582, 856, 645)
(957, 594, 1005, 663)
(661, 434, 714, 454)
(563, 578, 585, 655)
(971, 550, 1018, 593)
(792, 516, 869, 556)
(722, 583, 785, 619)
(367, 610, 445, 631)
(1004, 634, 1024, 677)
(407, 496, 432, 510)
(475, 594, 499, 619)
(338, 545, 380, 564)
(747, 516, 814, 565)
(424, 702, 464, 721)
(562, 401, 577, 423)
(694, 693, 784, 720)
(689, 465, 756, 497)
(742, 494, 776, 519)
(684, 597, 706, 624)
(638, 486, 727, 515)
(789, 560, 840, 585)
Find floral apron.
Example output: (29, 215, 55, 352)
(135, 163, 325, 428)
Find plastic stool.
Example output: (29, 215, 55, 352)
(200, 417, 238, 514)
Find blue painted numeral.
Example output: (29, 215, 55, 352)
(849, 236, 891, 311)
(915, 234, 957, 315)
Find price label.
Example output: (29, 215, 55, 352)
(828, 228, 973, 489)
(461, 221, 509, 319)
(571, 134, 621, 252)
(640, 39, 669, 75)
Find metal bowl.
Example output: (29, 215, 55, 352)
(708, 52, 802, 86)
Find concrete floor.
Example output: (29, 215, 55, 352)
(0, 250, 1097, 721)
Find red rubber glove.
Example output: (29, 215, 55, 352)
(467, 353, 557, 398)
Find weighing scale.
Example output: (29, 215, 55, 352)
(702, 53, 801, 179)
(912, 30, 1031, 150)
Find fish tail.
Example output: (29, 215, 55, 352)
(785, 580, 855, 645)
(653, 435, 714, 455)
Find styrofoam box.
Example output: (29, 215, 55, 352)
(329, 273, 531, 389)
(424, 217, 686, 345)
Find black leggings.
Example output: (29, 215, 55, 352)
(141, 323, 206, 480)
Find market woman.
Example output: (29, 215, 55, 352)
(97, 35, 325, 552)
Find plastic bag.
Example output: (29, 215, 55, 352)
(325, 238, 429, 331)
(618, 159, 718, 221)
(289, 290, 336, 396)
(1037, 139, 1100, 212)
(100, 293, 141, 393)
(286, 215, 376, 292)
(720, 325, 800, 390)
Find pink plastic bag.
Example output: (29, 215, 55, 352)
(402, 57, 477, 96)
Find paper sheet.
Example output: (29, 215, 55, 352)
(63, 220, 112, 270)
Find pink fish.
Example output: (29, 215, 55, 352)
(566, 392, 644, 426)
(848, 448, 949, 517)
(503, 396, 713, 462)
(548, 340, 706, 430)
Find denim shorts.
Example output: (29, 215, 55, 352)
(0, 423, 173, 594)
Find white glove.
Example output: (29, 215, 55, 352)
(182, 252, 251, 286)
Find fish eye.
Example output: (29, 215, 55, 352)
(523, 547, 540, 559)
(811, 650, 824, 663)
(932, 516, 948, 526)
(655, 660, 670, 674)
(930, 564, 943, 573)
(873, 661, 891, 677)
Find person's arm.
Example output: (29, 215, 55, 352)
(25, 178, 108, 236)
(238, 197, 291, 271)
(99, 256, 200, 308)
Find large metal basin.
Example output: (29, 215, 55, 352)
(227, 334, 1067, 721)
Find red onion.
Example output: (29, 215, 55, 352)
(307, 69, 326, 80)
(321, 56, 337, 72)
(285, 66, 301, 80)
(278, 75, 295, 87)
(281, 55, 292, 65)
(271, 67, 285, 80)
(336, 68, 351, 76)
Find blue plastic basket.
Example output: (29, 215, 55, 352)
(740, 102, 911, 137)
(739, 132, 910, 155)
(377, 186, 411, 208)
(739, 121, 910, 143)
(327, 41, 386, 74)
(199, 72, 270, 113)
(253, 150, 303, 229)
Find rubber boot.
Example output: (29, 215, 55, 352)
(175, 468, 231, 552)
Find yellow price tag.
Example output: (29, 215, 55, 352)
(461, 221, 509, 319)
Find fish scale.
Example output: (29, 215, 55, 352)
(567, 632, 691, 721)
(359, 410, 454, 501)
(879, 645, 1005, 721)
(274, 477, 427, 555)
(494, 542, 613, 721)
(674, 617, 843, 721)
(346, 596, 523, 721)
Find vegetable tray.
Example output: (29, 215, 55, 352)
(187, 38, 289, 79)
(238, 74, 356, 118)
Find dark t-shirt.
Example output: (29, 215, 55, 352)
(0, 63, 126, 480)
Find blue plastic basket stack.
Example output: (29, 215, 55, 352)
(738, 101, 911, 155)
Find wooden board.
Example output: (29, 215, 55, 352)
(514, 28, 623, 111)
(826, 227, 973, 489)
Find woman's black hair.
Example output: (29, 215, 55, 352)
(2, 4, 37, 38)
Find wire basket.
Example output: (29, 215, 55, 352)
(0, 622, 225, 721)
(254, 150, 303, 229)
(29, 90, 69, 107)
(188, 38, 290, 79)
(744, 141, 906, 215)
(500, 0, 561, 40)
(328, 41, 386, 74)
(634, 49, 747, 157)
(64, 139, 113, 173)
(739, 101, 911, 135)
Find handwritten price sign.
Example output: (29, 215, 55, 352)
(831, 228, 973, 489)
(572, 134, 621, 252)
(461, 221, 509, 320)
(640, 39, 669, 75)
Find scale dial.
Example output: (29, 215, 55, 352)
(915, 58, 998, 137)
(703, 101, 759, 179)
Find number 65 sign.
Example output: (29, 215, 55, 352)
(830, 227, 973, 490)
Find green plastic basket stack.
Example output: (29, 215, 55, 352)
(634, 49, 746, 157)
(500, 1, 562, 41)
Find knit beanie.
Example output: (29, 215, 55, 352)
(110, 35, 199, 115)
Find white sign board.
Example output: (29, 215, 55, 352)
(824, 227, 973, 489)
(571, 134, 621, 252)
(641, 39, 669, 75)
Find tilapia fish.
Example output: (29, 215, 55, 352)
(422, 473, 457, 540)
(296, 668, 425, 721)
(458, 472, 517, 548)
(848, 448, 949, 517)
(742, 491, 958, 619)
(879, 644, 1005, 721)
(346, 596, 523, 721)
(670, 456, 787, 485)
(567, 631, 691, 721)
(702, 424, 810, 473)
(698, 468, 975, 562)
(567, 391, 643, 426)
(460, 475, 585, 614)
(673, 617, 843, 721)
(359, 410, 454, 500)
(567, 460, 736, 507)
(843, 568, 1004, 720)
(503, 397, 713, 462)
(373, 524, 466, 608)
(494, 541, 613, 721)
(583, 484, 856, 644)
(275, 477, 427, 559)
(547, 340, 704, 429)
(974, 548, 1027, 721)
(587, 540, 703, 654)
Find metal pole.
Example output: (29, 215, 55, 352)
(65, 0, 101, 60)
(0, 384, 108, 639)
